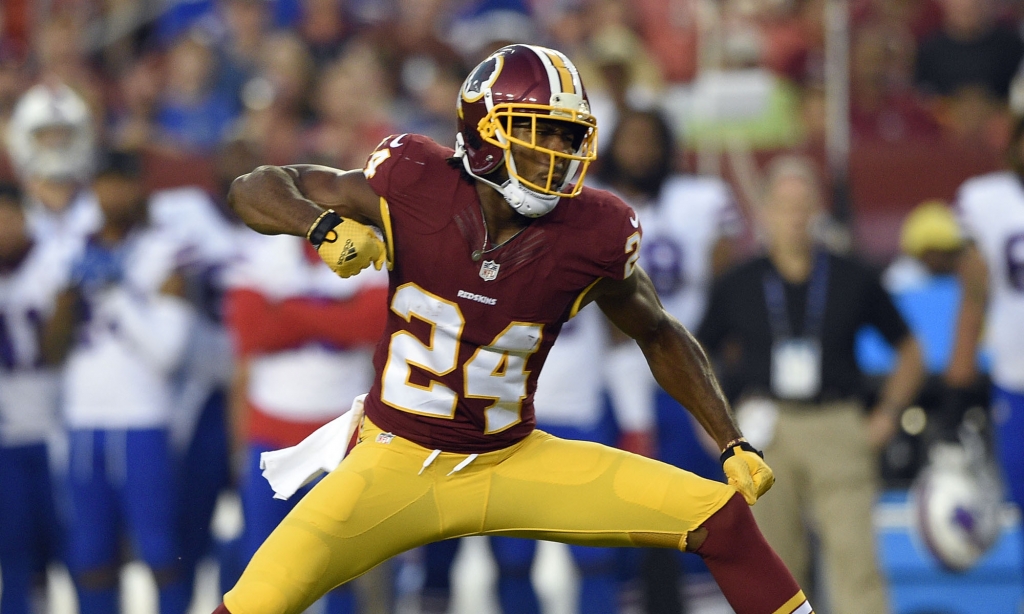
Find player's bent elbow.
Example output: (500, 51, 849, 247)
(227, 166, 279, 217)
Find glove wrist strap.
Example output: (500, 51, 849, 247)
(720, 440, 764, 464)
(307, 211, 343, 247)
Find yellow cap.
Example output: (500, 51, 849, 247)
(900, 200, 964, 257)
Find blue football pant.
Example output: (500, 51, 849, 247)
(0, 442, 62, 614)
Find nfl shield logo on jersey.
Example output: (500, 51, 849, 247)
(480, 260, 500, 281)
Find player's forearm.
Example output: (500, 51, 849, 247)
(874, 336, 925, 418)
(946, 246, 988, 386)
(639, 316, 741, 450)
(110, 291, 195, 372)
(947, 303, 984, 385)
(281, 286, 389, 347)
(228, 165, 323, 238)
(40, 288, 80, 365)
(224, 289, 314, 355)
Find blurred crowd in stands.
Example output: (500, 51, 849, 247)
(0, 0, 1022, 255)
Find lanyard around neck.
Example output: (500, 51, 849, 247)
(762, 251, 830, 340)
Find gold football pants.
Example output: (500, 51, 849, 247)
(224, 418, 736, 614)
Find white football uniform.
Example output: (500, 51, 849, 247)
(63, 226, 195, 429)
(149, 187, 238, 448)
(955, 171, 1024, 392)
(0, 240, 75, 446)
(26, 189, 102, 245)
(532, 307, 609, 428)
(225, 231, 388, 425)
(532, 176, 740, 434)
(633, 175, 742, 330)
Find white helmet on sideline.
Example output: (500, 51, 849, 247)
(911, 437, 1003, 572)
(6, 82, 95, 183)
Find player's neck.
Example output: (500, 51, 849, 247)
(474, 181, 531, 245)
(98, 216, 143, 246)
(28, 179, 79, 214)
(769, 242, 814, 283)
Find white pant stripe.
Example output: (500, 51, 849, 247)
(792, 601, 813, 614)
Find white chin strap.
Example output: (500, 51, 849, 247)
(455, 133, 561, 218)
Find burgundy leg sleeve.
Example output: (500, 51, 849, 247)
(696, 493, 813, 614)
(212, 604, 232, 614)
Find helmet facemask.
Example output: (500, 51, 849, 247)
(480, 101, 598, 198)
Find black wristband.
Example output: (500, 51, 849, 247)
(720, 441, 764, 464)
(307, 211, 343, 247)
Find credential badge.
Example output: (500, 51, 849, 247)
(480, 260, 500, 281)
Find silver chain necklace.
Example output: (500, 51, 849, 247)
(471, 204, 528, 261)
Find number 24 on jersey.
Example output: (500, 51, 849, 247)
(380, 283, 543, 434)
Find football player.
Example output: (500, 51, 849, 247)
(216, 44, 812, 614)
(5, 82, 101, 242)
(947, 114, 1024, 595)
(149, 183, 238, 606)
(47, 152, 195, 614)
(0, 183, 70, 614)
(222, 222, 389, 613)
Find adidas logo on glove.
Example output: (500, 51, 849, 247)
(306, 211, 387, 278)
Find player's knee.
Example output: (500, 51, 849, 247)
(693, 492, 758, 560)
(75, 565, 119, 590)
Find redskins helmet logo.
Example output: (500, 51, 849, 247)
(461, 55, 504, 104)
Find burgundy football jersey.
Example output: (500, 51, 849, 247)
(361, 133, 641, 453)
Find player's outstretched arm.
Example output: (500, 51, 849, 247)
(589, 267, 774, 504)
(946, 244, 988, 387)
(228, 164, 383, 237)
(866, 336, 924, 448)
(40, 287, 81, 365)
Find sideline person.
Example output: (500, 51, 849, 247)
(697, 155, 924, 614)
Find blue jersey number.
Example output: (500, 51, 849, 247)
(0, 308, 44, 371)
(1005, 233, 1024, 292)
(643, 236, 686, 296)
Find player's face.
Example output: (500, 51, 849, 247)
(762, 175, 820, 249)
(508, 118, 581, 187)
(0, 201, 30, 263)
(611, 115, 665, 184)
(93, 174, 146, 227)
(32, 125, 77, 151)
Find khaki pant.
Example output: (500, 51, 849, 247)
(752, 401, 888, 614)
